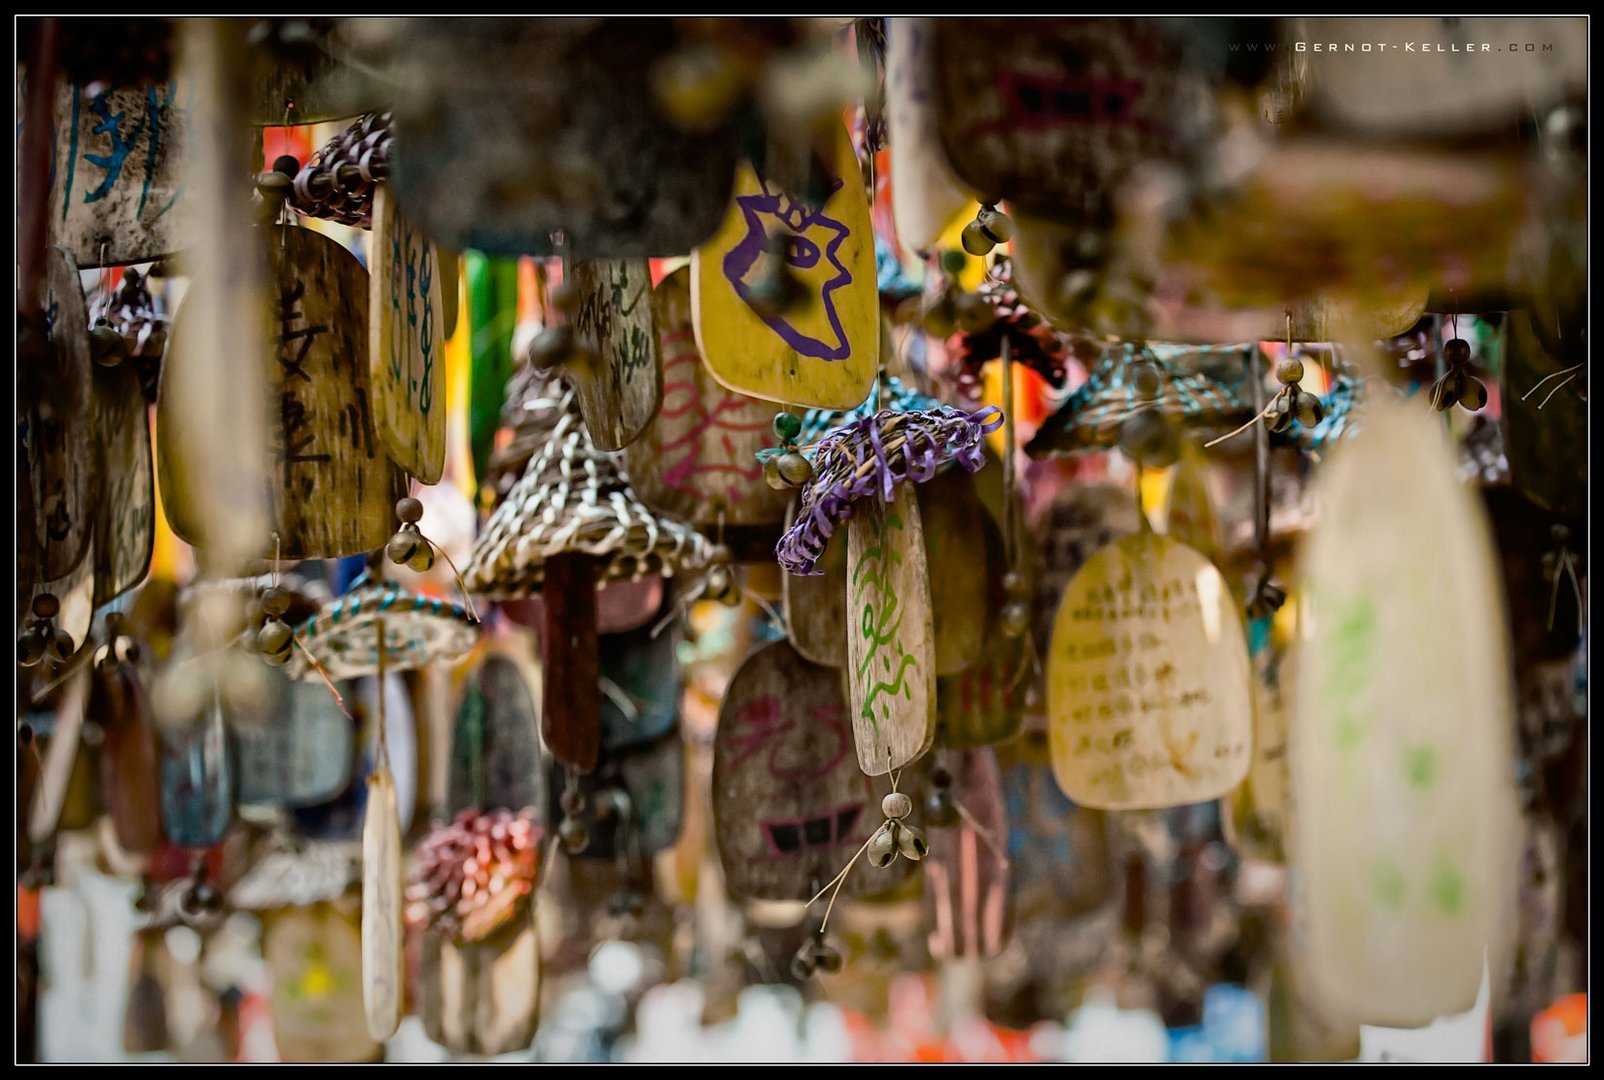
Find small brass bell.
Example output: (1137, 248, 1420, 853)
(866, 822, 898, 868)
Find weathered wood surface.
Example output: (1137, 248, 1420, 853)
(369, 185, 446, 482)
(90, 358, 154, 606)
(563, 257, 663, 453)
(448, 651, 544, 813)
(541, 552, 601, 773)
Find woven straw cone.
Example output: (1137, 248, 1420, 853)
(463, 379, 709, 597)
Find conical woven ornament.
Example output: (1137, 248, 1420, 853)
(1025, 341, 1249, 458)
(463, 377, 710, 597)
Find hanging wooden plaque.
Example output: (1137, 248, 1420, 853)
(1292, 396, 1519, 1027)
(292, 674, 416, 841)
(714, 640, 914, 902)
(936, 632, 1027, 751)
(784, 499, 850, 668)
(369, 185, 446, 483)
(920, 468, 994, 676)
(1163, 438, 1220, 561)
(447, 649, 545, 814)
(925, 748, 1010, 961)
(91, 656, 164, 856)
(846, 484, 937, 775)
(1047, 531, 1252, 810)
(692, 120, 878, 410)
(89, 358, 154, 607)
(1503, 308, 1585, 524)
(1000, 738, 1114, 924)
(361, 764, 404, 1041)
(599, 615, 681, 752)
(564, 257, 663, 452)
(160, 225, 406, 558)
(886, 17, 974, 252)
(383, 17, 737, 258)
(541, 551, 601, 773)
(22, 247, 93, 582)
(262, 900, 380, 1063)
(248, 24, 377, 126)
(1031, 483, 1143, 662)
(158, 695, 235, 848)
(235, 676, 353, 811)
(931, 18, 1215, 219)
(48, 79, 194, 267)
(418, 912, 540, 1057)
(623, 266, 788, 529)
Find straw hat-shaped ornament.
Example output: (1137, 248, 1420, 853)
(775, 395, 1001, 776)
(1025, 340, 1249, 466)
(462, 376, 709, 774)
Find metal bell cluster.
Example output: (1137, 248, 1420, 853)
(761, 412, 813, 490)
(385, 497, 436, 574)
(1429, 337, 1489, 413)
(251, 585, 296, 667)
(865, 790, 928, 868)
(790, 932, 844, 979)
(1267, 354, 1325, 433)
(17, 593, 74, 668)
(919, 249, 1000, 341)
(960, 203, 1015, 257)
(1245, 574, 1288, 622)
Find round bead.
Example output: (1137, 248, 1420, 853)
(1443, 338, 1472, 365)
(256, 619, 293, 654)
(271, 154, 301, 177)
(407, 546, 436, 574)
(386, 530, 420, 565)
(772, 412, 802, 443)
(923, 791, 958, 828)
(776, 451, 812, 487)
(48, 628, 75, 662)
(1001, 571, 1029, 599)
(31, 593, 60, 619)
(939, 249, 968, 276)
(998, 601, 1031, 640)
(396, 496, 424, 524)
(560, 790, 586, 814)
(255, 170, 291, 199)
(1551, 524, 1571, 545)
(960, 220, 996, 257)
(881, 791, 912, 820)
(528, 326, 574, 369)
(762, 455, 788, 491)
(896, 823, 929, 861)
(80, 721, 104, 747)
(557, 816, 590, 855)
(1275, 356, 1304, 385)
(260, 586, 292, 616)
(704, 564, 735, 603)
(17, 629, 47, 667)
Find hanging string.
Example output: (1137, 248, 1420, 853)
(423, 535, 482, 624)
(374, 615, 390, 774)
(292, 637, 353, 723)
(1521, 362, 1585, 408)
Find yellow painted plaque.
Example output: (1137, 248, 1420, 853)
(692, 121, 877, 410)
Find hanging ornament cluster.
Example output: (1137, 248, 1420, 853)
(960, 203, 1015, 257)
(948, 256, 1072, 402)
(92, 268, 167, 402)
(1265, 351, 1325, 433)
(384, 497, 436, 574)
(251, 584, 297, 667)
(760, 412, 812, 490)
(775, 400, 1001, 576)
(287, 111, 391, 229)
(405, 808, 542, 944)
(1429, 333, 1490, 412)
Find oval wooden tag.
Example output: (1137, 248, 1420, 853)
(91, 657, 164, 856)
(160, 225, 407, 558)
(362, 765, 404, 1041)
(22, 246, 93, 582)
(1292, 396, 1519, 1027)
(369, 184, 446, 483)
(714, 640, 913, 902)
(158, 695, 235, 849)
(448, 649, 545, 814)
(925, 748, 1010, 960)
(1228, 637, 1293, 864)
(846, 484, 936, 776)
(235, 676, 353, 810)
(886, 18, 973, 252)
(692, 120, 878, 410)
(783, 499, 850, 668)
(1163, 439, 1220, 561)
(921, 468, 994, 676)
(262, 900, 379, 1062)
(293, 674, 416, 841)
(48, 79, 194, 266)
(564, 257, 663, 453)
(600, 615, 681, 753)
(1047, 531, 1252, 810)
(417, 911, 540, 1057)
(90, 358, 154, 607)
(936, 631, 1027, 750)
(1000, 738, 1114, 925)
(1031, 483, 1143, 664)
(623, 266, 788, 529)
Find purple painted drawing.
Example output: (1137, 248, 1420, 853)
(722, 172, 853, 361)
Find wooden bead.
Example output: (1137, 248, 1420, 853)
(923, 790, 958, 828)
(882, 791, 912, 820)
(396, 496, 424, 524)
(260, 586, 292, 616)
(31, 593, 60, 619)
(1275, 357, 1304, 385)
(89, 320, 127, 367)
(772, 412, 802, 443)
(1001, 571, 1029, 599)
(1443, 338, 1472, 365)
(998, 601, 1031, 640)
(558, 816, 590, 854)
